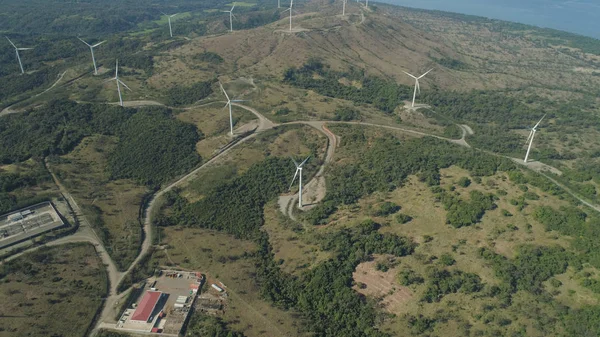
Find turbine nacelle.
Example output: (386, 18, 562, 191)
(107, 59, 132, 106)
(289, 155, 310, 208)
(402, 68, 434, 107)
(524, 114, 546, 163)
(6, 36, 33, 74)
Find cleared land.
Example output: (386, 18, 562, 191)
(155, 227, 309, 337)
(51, 135, 148, 271)
(0, 243, 107, 337)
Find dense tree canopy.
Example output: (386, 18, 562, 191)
(108, 108, 202, 185)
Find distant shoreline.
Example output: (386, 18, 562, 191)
(379, 0, 600, 40)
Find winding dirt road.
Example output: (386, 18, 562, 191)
(5, 97, 600, 337)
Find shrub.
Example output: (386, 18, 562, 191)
(374, 202, 401, 216)
(333, 107, 361, 121)
(396, 213, 413, 224)
(458, 177, 471, 187)
(439, 253, 456, 266)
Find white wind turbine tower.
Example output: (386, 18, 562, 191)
(106, 60, 131, 106)
(5, 36, 33, 74)
(77, 37, 105, 75)
(282, 0, 294, 31)
(342, 0, 347, 16)
(524, 114, 546, 163)
(222, 5, 236, 32)
(402, 68, 434, 108)
(161, 12, 179, 37)
(290, 156, 310, 208)
(219, 82, 245, 136)
(278, 0, 281, 8)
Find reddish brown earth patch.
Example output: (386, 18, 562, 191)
(352, 258, 413, 313)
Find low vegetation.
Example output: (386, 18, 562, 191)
(0, 243, 107, 337)
(164, 80, 214, 107)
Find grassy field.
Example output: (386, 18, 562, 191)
(262, 200, 331, 275)
(175, 102, 257, 159)
(316, 166, 599, 336)
(0, 243, 107, 337)
(51, 135, 148, 271)
(180, 124, 326, 202)
(155, 227, 309, 337)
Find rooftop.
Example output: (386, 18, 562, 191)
(131, 291, 162, 322)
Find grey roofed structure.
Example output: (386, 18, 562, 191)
(0, 202, 66, 249)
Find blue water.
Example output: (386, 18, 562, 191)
(379, 0, 600, 39)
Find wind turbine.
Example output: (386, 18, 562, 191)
(365, 0, 369, 9)
(342, 0, 347, 16)
(219, 82, 245, 136)
(290, 156, 310, 208)
(106, 60, 131, 107)
(278, 0, 281, 8)
(282, 0, 293, 31)
(524, 114, 546, 163)
(77, 37, 105, 75)
(5, 37, 33, 74)
(402, 68, 434, 108)
(161, 12, 179, 38)
(222, 5, 236, 32)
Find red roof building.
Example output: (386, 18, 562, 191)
(131, 291, 162, 322)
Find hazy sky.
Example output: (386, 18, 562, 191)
(379, 0, 600, 39)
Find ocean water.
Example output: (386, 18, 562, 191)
(379, 0, 600, 39)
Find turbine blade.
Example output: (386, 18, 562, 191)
(300, 155, 311, 167)
(525, 129, 534, 144)
(17, 48, 33, 51)
(292, 158, 299, 167)
(231, 5, 235, 11)
(92, 41, 106, 48)
(289, 168, 300, 189)
(418, 68, 435, 79)
(5, 36, 16, 48)
(219, 82, 230, 101)
(402, 70, 418, 80)
(416, 80, 420, 94)
(170, 13, 179, 18)
(222, 102, 230, 110)
(77, 37, 91, 47)
(533, 114, 547, 129)
(231, 99, 247, 102)
(119, 80, 132, 91)
(103, 77, 116, 83)
(282, 8, 290, 12)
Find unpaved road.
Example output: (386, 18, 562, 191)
(279, 121, 338, 218)
(5, 96, 600, 337)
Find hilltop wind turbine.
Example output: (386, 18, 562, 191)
(278, 0, 281, 8)
(290, 156, 310, 208)
(219, 82, 246, 136)
(524, 114, 546, 163)
(222, 5, 236, 32)
(342, 0, 347, 16)
(106, 60, 131, 106)
(402, 68, 434, 108)
(282, 0, 294, 31)
(77, 37, 105, 75)
(161, 12, 179, 37)
(5, 37, 33, 74)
